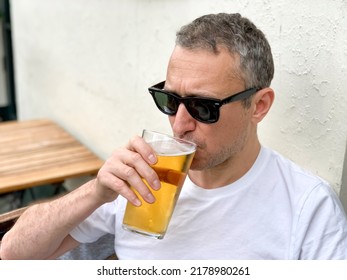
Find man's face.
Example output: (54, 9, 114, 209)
(165, 46, 255, 171)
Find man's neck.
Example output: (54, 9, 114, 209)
(188, 140, 261, 189)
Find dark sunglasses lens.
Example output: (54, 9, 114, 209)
(153, 91, 178, 115)
(188, 100, 218, 123)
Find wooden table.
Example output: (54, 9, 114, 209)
(0, 119, 104, 194)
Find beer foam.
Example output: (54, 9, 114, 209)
(149, 140, 196, 156)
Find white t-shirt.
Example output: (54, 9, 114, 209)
(70, 146, 347, 259)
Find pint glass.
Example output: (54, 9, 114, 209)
(122, 130, 196, 239)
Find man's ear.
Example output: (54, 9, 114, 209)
(251, 88, 275, 124)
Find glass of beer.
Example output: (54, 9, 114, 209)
(122, 129, 196, 239)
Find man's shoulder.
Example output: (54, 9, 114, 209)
(262, 146, 330, 190)
(262, 147, 344, 216)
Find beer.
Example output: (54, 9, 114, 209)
(122, 136, 196, 239)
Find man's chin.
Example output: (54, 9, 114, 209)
(189, 159, 206, 171)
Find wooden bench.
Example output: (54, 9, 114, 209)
(0, 207, 27, 241)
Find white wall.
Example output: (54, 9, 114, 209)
(10, 0, 347, 199)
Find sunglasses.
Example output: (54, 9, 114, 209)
(148, 81, 259, 124)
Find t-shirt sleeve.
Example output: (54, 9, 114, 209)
(293, 182, 347, 259)
(70, 200, 117, 243)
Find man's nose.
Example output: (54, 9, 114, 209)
(171, 103, 196, 137)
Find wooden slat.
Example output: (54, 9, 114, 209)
(0, 207, 28, 241)
(0, 207, 27, 224)
(0, 119, 104, 194)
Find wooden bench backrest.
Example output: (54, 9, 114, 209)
(0, 207, 27, 240)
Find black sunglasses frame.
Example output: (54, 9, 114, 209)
(148, 81, 260, 124)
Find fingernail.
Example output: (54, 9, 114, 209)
(146, 193, 155, 204)
(152, 179, 161, 190)
(133, 198, 141, 207)
(148, 154, 156, 165)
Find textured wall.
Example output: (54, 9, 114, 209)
(257, 1, 347, 193)
(10, 0, 347, 198)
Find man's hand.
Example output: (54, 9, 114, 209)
(94, 135, 161, 206)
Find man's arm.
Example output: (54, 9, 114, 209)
(0, 180, 102, 259)
(0, 135, 160, 260)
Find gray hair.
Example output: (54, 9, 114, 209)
(176, 13, 274, 90)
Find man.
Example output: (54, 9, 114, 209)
(1, 13, 346, 260)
